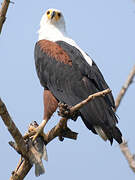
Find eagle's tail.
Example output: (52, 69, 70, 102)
(80, 99, 122, 145)
(94, 125, 122, 145)
(94, 126, 108, 141)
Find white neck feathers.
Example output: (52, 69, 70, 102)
(38, 19, 92, 66)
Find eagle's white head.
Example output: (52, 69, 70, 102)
(38, 8, 67, 41)
(38, 8, 93, 66)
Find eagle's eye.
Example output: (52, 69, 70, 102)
(47, 11, 50, 15)
(58, 12, 61, 17)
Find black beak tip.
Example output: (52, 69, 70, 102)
(51, 11, 56, 19)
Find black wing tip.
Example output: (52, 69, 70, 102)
(109, 126, 122, 145)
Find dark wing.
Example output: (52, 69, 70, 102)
(57, 41, 115, 108)
(34, 40, 122, 144)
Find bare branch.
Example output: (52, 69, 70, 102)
(9, 141, 21, 154)
(45, 125, 78, 144)
(0, 98, 33, 179)
(0, 0, 10, 34)
(70, 88, 111, 113)
(0, 99, 46, 179)
(115, 65, 135, 110)
(0, 89, 111, 179)
(114, 65, 135, 173)
(10, 159, 32, 180)
(120, 140, 135, 172)
(0, 98, 28, 156)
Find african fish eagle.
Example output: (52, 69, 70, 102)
(34, 8, 122, 144)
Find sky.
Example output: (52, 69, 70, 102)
(0, 0, 135, 179)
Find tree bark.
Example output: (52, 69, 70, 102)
(0, 0, 10, 34)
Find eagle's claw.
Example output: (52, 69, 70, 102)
(28, 121, 47, 142)
(58, 102, 80, 121)
(58, 102, 70, 118)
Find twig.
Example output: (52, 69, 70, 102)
(45, 125, 78, 144)
(115, 65, 135, 110)
(120, 140, 135, 172)
(0, 0, 10, 34)
(115, 65, 135, 173)
(70, 88, 111, 113)
(9, 141, 21, 154)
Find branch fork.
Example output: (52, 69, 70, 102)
(1, 63, 135, 179)
(0, 89, 111, 179)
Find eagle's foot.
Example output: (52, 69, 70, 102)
(58, 102, 70, 118)
(58, 102, 80, 121)
(30, 120, 47, 142)
(70, 110, 80, 121)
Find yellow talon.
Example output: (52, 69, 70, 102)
(32, 119, 47, 142)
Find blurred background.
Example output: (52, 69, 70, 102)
(0, 0, 135, 179)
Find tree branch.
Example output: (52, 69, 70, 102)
(119, 140, 135, 172)
(0, 98, 28, 156)
(10, 159, 32, 180)
(114, 65, 135, 173)
(0, 89, 111, 179)
(0, 0, 10, 34)
(115, 65, 135, 110)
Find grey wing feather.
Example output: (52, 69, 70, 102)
(35, 162, 45, 177)
(43, 145, 48, 161)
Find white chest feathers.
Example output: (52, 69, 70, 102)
(38, 24, 93, 66)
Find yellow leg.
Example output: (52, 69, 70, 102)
(32, 119, 47, 142)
